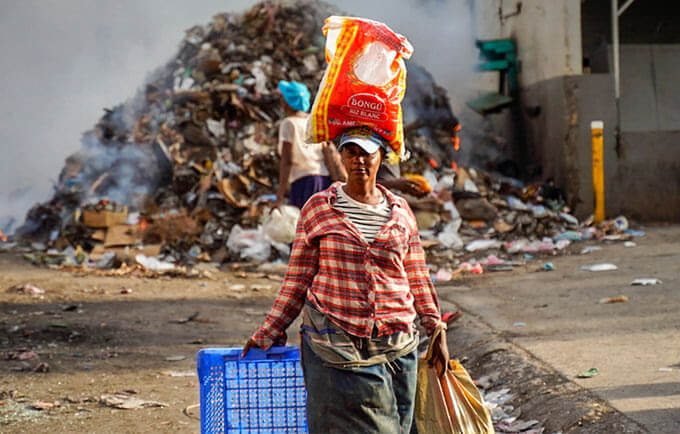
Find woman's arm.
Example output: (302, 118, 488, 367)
(404, 223, 450, 375)
(244, 218, 319, 352)
(275, 140, 293, 208)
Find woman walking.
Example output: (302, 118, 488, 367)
(275, 80, 337, 209)
(244, 127, 448, 433)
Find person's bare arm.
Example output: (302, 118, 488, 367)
(275, 141, 293, 208)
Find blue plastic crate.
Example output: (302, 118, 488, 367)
(197, 347, 308, 433)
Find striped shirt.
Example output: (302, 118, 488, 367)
(334, 185, 391, 244)
(252, 182, 443, 350)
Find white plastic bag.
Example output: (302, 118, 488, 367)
(227, 225, 271, 261)
(263, 206, 300, 244)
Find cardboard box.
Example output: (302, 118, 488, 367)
(82, 207, 128, 228)
(104, 224, 141, 247)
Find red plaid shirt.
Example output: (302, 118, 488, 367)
(252, 182, 443, 349)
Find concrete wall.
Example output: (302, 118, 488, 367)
(618, 44, 680, 131)
(522, 74, 617, 218)
(473, 0, 582, 90)
(469, 0, 584, 171)
(522, 74, 680, 221)
(609, 132, 680, 221)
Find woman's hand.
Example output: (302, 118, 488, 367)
(428, 328, 450, 377)
(241, 338, 261, 357)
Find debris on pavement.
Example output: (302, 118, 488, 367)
(580, 245, 602, 254)
(32, 362, 50, 373)
(29, 401, 60, 411)
(8, 283, 46, 296)
(173, 311, 200, 324)
(6, 350, 39, 361)
(100, 392, 167, 410)
(631, 278, 662, 286)
(581, 263, 618, 272)
(480, 385, 547, 434)
(599, 295, 629, 304)
(576, 368, 599, 379)
(161, 370, 196, 377)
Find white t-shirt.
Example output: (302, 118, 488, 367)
(278, 114, 329, 183)
(334, 185, 391, 244)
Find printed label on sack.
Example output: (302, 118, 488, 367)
(341, 93, 387, 121)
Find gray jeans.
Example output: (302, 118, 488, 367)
(300, 335, 418, 433)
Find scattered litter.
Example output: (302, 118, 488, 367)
(174, 312, 200, 324)
(581, 263, 618, 272)
(433, 269, 453, 282)
(466, 239, 502, 252)
(631, 278, 662, 286)
(580, 246, 602, 254)
(120, 287, 133, 294)
(513, 322, 526, 327)
(184, 403, 201, 421)
(135, 254, 176, 272)
(497, 419, 540, 432)
(30, 401, 60, 411)
(263, 206, 299, 244)
(659, 367, 674, 373)
(554, 231, 582, 241)
(162, 370, 196, 377)
(576, 368, 599, 378)
(165, 355, 187, 362)
(542, 262, 555, 271)
(456, 262, 484, 275)
(100, 392, 167, 409)
(624, 241, 637, 247)
(486, 264, 514, 272)
(32, 362, 50, 373)
(8, 283, 45, 296)
(7, 350, 39, 361)
(484, 388, 515, 405)
(599, 295, 629, 304)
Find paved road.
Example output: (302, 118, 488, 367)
(438, 226, 680, 433)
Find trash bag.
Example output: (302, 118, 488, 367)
(307, 16, 413, 158)
(263, 206, 300, 244)
(414, 328, 494, 434)
(226, 225, 271, 261)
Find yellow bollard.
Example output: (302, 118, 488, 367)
(591, 121, 605, 222)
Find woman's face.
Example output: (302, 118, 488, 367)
(340, 143, 383, 186)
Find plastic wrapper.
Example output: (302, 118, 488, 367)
(414, 328, 495, 434)
(226, 225, 271, 261)
(308, 16, 413, 158)
(263, 205, 300, 244)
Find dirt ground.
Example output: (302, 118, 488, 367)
(0, 242, 648, 433)
(0, 252, 284, 433)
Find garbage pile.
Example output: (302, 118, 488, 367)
(411, 166, 644, 279)
(4, 1, 640, 276)
(3, 1, 449, 272)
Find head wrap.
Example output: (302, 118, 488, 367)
(277, 80, 311, 112)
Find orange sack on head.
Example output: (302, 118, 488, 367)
(307, 16, 413, 159)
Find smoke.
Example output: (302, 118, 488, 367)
(0, 0, 480, 234)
